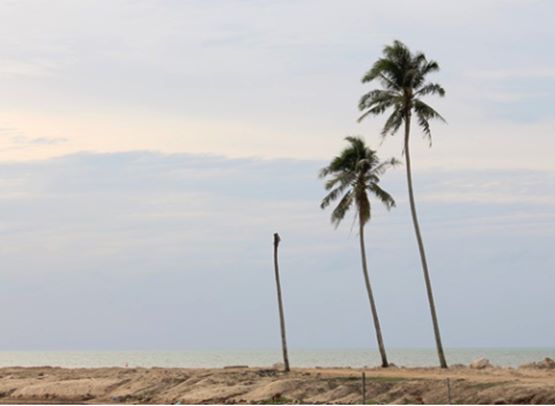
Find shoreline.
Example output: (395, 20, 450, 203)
(2, 348, 555, 370)
(1, 364, 554, 404)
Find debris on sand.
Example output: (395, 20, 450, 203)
(470, 358, 493, 369)
(519, 357, 555, 370)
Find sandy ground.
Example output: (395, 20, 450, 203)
(0, 365, 555, 404)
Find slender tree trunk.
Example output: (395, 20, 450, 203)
(404, 112, 448, 369)
(273, 233, 290, 372)
(359, 222, 388, 368)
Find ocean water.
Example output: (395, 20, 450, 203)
(0, 348, 553, 369)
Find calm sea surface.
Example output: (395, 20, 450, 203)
(0, 349, 553, 368)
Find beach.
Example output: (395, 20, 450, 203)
(1, 363, 555, 404)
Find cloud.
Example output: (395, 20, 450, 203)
(0, 1, 554, 168)
(416, 169, 555, 205)
(466, 67, 555, 81)
(0, 59, 58, 77)
(0, 0, 554, 350)
(0, 126, 67, 146)
(0, 151, 554, 349)
(10, 135, 68, 145)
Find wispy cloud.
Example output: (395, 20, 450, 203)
(415, 170, 555, 205)
(12, 136, 68, 146)
(0, 126, 67, 145)
(466, 67, 555, 80)
(0, 1, 553, 169)
(0, 151, 553, 349)
(0, 59, 59, 77)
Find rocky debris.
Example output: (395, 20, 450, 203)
(469, 358, 492, 369)
(519, 357, 555, 369)
(272, 362, 285, 370)
(256, 369, 277, 377)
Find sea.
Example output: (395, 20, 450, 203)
(0, 348, 553, 369)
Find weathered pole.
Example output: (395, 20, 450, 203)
(362, 372, 367, 404)
(273, 232, 290, 372)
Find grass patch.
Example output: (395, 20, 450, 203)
(470, 381, 504, 390)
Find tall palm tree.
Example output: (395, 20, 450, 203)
(320, 136, 398, 368)
(358, 40, 448, 368)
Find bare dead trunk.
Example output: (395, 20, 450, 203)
(359, 223, 389, 368)
(273, 233, 290, 372)
(404, 112, 448, 369)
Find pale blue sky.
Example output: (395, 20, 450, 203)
(0, 0, 554, 351)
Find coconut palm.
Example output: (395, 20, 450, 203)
(358, 40, 448, 368)
(320, 136, 398, 368)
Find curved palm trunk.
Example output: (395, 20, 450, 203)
(404, 113, 448, 369)
(359, 222, 388, 368)
(273, 233, 290, 372)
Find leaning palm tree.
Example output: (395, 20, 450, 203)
(358, 40, 448, 368)
(320, 136, 398, 368)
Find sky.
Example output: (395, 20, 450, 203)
(0, 0, 554, 352)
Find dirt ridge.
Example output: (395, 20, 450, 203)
(0, 366, 554, 404)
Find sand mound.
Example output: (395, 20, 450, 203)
(1, 365, 555, 404)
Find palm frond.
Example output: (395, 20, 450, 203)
(320, 171, 355, 210)
(321, 182, 348, 210)
(368, 183, 396, 210)
(383, 40, 411, 66)
(370, 158, 402, 176)
(319, 149, 358, 177)
(421, 60, 440, 75)
(362, 58, 402, 85)
(358, 89, 397, 111)
(379, 73, 401, 90)
(331, 190, 354, 227)
(381, 108, 404, 137)
(323, 170, 355, 190)
(415, 83, 445, 97)
(413, 99, 446, 144)
(357, 101, 395, 123)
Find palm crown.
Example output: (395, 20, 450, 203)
(358, 40, 445, 143)
(320, 136, 398, 227)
